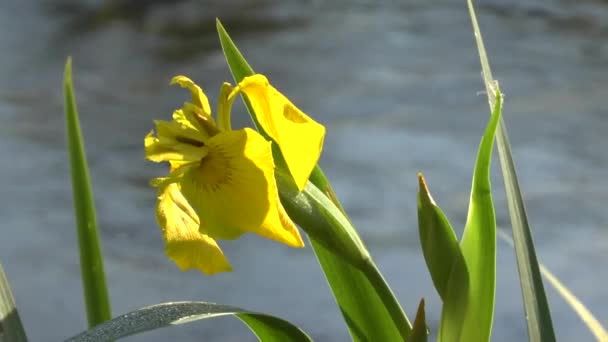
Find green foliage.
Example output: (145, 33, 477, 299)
(417, 174, 467, 303)
(497, 230, 608, 341)
(466, 1, 557, 341)
(0, 262, 28, 342)
(66, 302, 312, 342)
(63, 58, 112, 327)
(407, 299, 429, 342)
(418, 92, 502, 341)
(417, 175, 469, 341)
(457, 90, 502, 342)
(20, 3, 595, 342)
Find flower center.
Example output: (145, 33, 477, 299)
(198, 145, 233, 193)
(175, 135, 205, 147)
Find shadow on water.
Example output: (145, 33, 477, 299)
(44, 0, 311, 62)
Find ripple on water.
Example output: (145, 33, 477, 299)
(1, 0, 608, 340)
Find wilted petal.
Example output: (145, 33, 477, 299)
(179, 128, 304, 247)
(232, 74, 325, 191)
(156, 183, 232, 275)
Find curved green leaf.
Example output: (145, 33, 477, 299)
(417, 174, 469, 341)
(217, 20, 411, 341)
(64, 58, 112, 327)
(458, 89, 502, 342)
(417, 87, 502, 342)
(466, 1, 556, 341)
(417, 174, 466, 302)
(65, 301, 311, 342)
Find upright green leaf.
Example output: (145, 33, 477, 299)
(65, 301, 311, 342)
(417, 94, 501, 342)
(466, 2, 556, 341)
(0, 262, 28, 342)
(64, 58, 112, 327)
(458, 89, 502, 342)
(417, 174, 469, 341)
(417, 174, 466, 302)
(217, 20, 411, 341)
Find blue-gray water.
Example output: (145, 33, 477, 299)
(1, 0, 607, 340)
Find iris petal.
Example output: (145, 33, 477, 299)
(179, 128, 304, 247)
(156, 183, 232, 275)
(232, 74, 325, 191)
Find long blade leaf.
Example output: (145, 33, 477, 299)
(466, 2, 556, 341)
(497, 230, 608, 341)
(0, 262, 28, 342)
(65, 301, 312, 342)
(64, 58, 112, 327)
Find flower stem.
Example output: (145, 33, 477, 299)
(362, 258, 412, 340)
(310, 165, 412, 339)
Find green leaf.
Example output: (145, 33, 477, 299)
(416, 94, 503, 342)
(417, 174, 466, 302)
(497, 230, 608, 341)
(217, 20, 411, 341)
(407, 299, 428, 342)
(64, 58, 112, 327)
(466, 1, 557, 341)
(0, 261, 28, 342)
(458, 89, 502, 342)
(278, 175, 407, 341)
(417, 174, 469, 341)
(65, 301, 312, 342)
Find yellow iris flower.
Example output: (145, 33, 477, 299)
(144, 75, 325, 275)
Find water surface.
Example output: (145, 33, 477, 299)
(1, 0, 607, 340)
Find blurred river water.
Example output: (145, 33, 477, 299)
(1, 0, 607, 340)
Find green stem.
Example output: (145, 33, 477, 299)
(362, 260, 412, 340)
(310, 165, 412, 339)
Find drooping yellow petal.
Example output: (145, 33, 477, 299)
(156, 182, 232, 275)
(231, 74, 325, 191)
(178, 128, 304, 247)
(171, 76, 212, 116)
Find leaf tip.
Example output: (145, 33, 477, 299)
(418, 173, 436, 205)
(64, 56, 73, 84)
(407, 298, 428, 341)
(216, 18, 225, 33)
(417, 172, 427, 191)
(415, 298, 425, 318)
